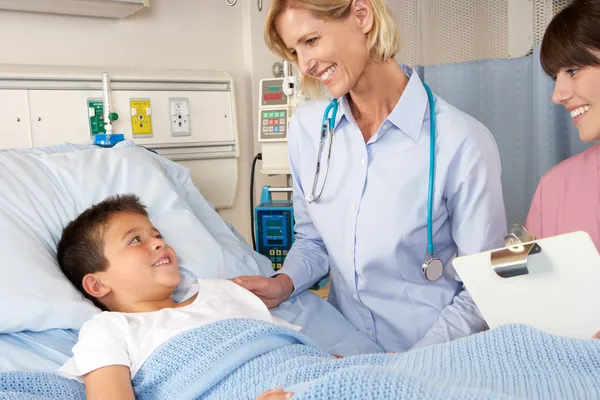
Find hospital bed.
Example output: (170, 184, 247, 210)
(1, 63, 599, 400)
(2, 140, 600, 400)
(0, 140, 383, 375)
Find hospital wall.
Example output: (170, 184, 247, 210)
(0, 0, 283, 243)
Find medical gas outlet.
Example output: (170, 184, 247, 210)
(169, 98, 191, 137)
(130, 98, 153, 136)
(88, 99, 119, 136)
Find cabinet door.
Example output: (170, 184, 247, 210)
(28, 90, 101, 148)
(0, 90, 31, 150)
(0, 0, 147, 19)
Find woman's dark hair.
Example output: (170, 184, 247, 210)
(540, 0, 600, 77)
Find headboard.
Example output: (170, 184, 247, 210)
(0, 64, 239, 209)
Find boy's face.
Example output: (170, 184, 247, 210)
(97, 211, 180, 304)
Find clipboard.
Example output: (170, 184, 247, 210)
(452, 230, 600, 339)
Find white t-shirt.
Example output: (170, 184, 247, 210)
(58, 278, 301, 382)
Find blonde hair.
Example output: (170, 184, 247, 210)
(265, 0, 400, 99)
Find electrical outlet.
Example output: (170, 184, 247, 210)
(169, 98, 191, 137)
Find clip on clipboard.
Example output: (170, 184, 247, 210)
(452, 226, 600, 338)
(490, 224, 542, 278)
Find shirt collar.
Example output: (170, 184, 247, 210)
(387, 66, 429, 142)
(334, 65, 429, 142)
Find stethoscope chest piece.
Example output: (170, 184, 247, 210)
(422, 257, 444, 282)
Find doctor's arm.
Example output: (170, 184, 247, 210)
(274, 117, 330, 297)
(411, 129, 508, 350)
(234, 115, 329, 306)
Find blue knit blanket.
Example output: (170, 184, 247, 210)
(2, 318, 600, 399)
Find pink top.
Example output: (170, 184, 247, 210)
(525, 144, 600, 251)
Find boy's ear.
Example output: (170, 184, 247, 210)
(82, 273, 112, 299)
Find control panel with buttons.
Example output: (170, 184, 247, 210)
(254, 186, 295, 271)
(256, 212, 293, 271)
(254, 186, 330, 291)
(260, 109, 288, 141)
(267, 248, 289, 271)
(257, 78, 296, 174)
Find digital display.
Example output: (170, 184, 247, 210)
(261, 80, 287, 106)
(268, 239, 283, 245)
(267, 229, 282, 237)
(266, 220, 280, 227)
(263, 93, 283, 101)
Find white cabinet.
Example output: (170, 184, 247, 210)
(0, 0, 148, 19)
(0, 90, 31, 149)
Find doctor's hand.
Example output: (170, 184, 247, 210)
(593, 331, 600, 339)
(232, 274, 294, 309)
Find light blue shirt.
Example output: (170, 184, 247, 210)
(278, 66, 507, 352)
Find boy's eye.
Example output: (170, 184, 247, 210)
(306, 37, 317, 45)
(130, 236, 141, 244)
(156, 234, 163, 239)
(567, 68, 580, 77)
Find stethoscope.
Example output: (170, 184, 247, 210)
(305, 82, 444, 282)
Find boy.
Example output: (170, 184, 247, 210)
(56, 194, 300, 399)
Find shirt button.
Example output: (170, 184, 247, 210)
(347, 251, 353, 257)
(383, 122, 390, 129)
(350, 203, 357, 211)
(353, 294, 359, 300)
(360, 158, 366, 165)
(368, 331, 374, 337)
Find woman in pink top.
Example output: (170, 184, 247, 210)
(525, 0, 600, 252)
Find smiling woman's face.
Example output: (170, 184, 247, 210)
(552, 59, 600, 142)
(275, 4, 371, 98)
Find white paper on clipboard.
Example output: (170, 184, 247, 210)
(452, 230, 600, 339)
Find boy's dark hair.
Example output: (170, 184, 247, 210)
(57, 194, 148, 310)
(540, 0, 600, 77)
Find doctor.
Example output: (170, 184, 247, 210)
(235, 0, 507, 352)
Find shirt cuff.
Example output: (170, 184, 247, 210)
(271, 262, 315, 298)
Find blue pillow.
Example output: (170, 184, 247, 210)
(0, 141, 273, 333)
